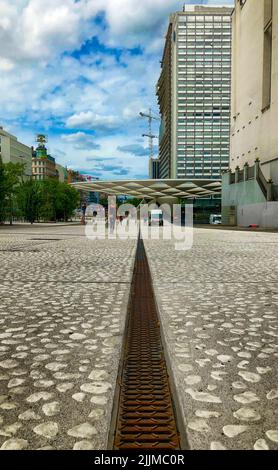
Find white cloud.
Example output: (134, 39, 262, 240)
(62, 132, 100, 150)
(96, 0, 181, 50)
(0, 0, 91, 63)
(0, 57, 14, 71)
(0, 0, 234, 63)
(0, 0, 186, 65)
(66, 111, 120, 130)
(0, 0, 233, 179)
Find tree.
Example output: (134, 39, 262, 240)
(39, 179, 59, 222)
(17, 179, 41, 224)
(0, 160, 25, 224)
(2, 167, 80, 224)
(38, 179, 80, 222)
(59, 184, 80, 221)
(125, 197, 142, 208)
(0, 157, 5, 223)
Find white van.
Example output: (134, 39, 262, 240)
(210, 214, 222, 225)
(149, 209, 163, 226)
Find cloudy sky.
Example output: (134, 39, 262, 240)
(0, 0, 233, 180)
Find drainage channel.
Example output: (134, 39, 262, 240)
(112, 236, 180, 450)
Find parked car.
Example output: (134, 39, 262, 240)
(210, 214, 222, 225)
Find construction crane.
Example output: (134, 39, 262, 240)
(139, 109, 159, 160)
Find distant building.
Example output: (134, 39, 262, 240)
(0, 126, 32, 178)
(55, 163, 68, 183)
(67, 169, 86, 184)
(157, 5, 232, 179)
(149, 158, 160, 179)
(67, 171, 100, 205)
(222, 0, 278, 227)
(32, 135, 58, 181)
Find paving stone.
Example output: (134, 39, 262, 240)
(223, 425, 249, 438)
(67, 423, 97, 439)
(210, 441, 227, 450)
(254, 439, 269, 450)
(73, 440, 95, 450)
(33, 422, 59, 439)
(266, 430, 278, 443)
(0, 438, 28, 450)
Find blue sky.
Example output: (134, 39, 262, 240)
(0, 0, 233, 180)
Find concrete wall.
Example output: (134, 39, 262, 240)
(262, 159, 278, 182)
(222, 172, 266, 207)
(237, 202, 278, 228)
(231, 0, 278, 181)
(221, 172, 266, 226)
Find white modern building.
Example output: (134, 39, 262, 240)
(222, 0, 278, 227)
(230, 0, 278, 178)
(0, 126, 32, 178)
(157, 5, 232, 180)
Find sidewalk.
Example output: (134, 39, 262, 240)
(195, 224, 278, 233)
(0, 222, 81, 229)
(144, 228, 278, 450)
(0, 225, 137, 450)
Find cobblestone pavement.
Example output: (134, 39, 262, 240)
(0, 225, 136, 450)
(144, 228, 278, 451)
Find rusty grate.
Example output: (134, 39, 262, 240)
(113, 237, 180, 450)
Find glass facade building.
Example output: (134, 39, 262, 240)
(157, 6, 232, 180)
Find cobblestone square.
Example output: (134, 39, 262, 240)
(0, 225, 278, 450)
(0, 225, 136, 450)
(144, 228, 278, 450)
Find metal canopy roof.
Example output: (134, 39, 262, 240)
(70, 179, 222, 200)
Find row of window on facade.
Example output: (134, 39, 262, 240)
(178, 15, 231, 22)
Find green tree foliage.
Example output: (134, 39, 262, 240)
(57, 183, 81, 221)
(0, 158, 80, 224)
(0, 158, 5, 223)
(0, 159, 25, 224)
(17, 178, 80, 223)
(17, 179, 41, 224)
(125, 197, 142, 207)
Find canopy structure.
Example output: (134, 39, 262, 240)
(70, 179, 222, 200)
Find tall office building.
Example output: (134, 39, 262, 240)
(157, 5, 232, 179)
(0, 126, 32, 178)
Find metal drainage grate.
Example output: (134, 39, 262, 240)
(29, 238, 62, 241)
(113, 236, 180, 450)
(0, 248, 39, 253)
